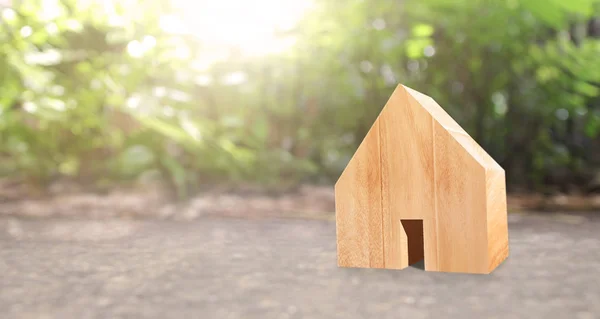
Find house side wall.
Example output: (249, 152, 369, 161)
(433, 121, 490, 274)
(485, 168, 509, 272)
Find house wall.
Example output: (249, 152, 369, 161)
(433, 121, 490, 273)
(335, 121, 384, 268)
(378, 86, 438, 270)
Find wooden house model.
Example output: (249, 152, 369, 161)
(335, 84, 509, 274)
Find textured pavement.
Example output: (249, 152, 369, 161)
(0, 212, 599, 319)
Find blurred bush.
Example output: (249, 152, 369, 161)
(0, 0, 599, 197)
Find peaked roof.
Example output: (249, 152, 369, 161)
(401, 85, 503, 171)
(338, 84, 502, 184)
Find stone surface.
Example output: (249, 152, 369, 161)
(0, 212, 599, 319)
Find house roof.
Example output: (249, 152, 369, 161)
(336, 84, 503, 188)
(400, 85, 503, 172)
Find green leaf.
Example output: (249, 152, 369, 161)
(405, 38, 432, 59)
(252, 115, 269, 145)
(520, 0, 566, 28)
(412, 24, 434, 37)
(536, 66, 560, 83)
(585, 115, 600, 137)
(551, 0, 595, 16)
(574, 81, 600, 97)
(136, 116, 197, 147)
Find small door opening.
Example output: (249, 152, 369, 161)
(401, 219, 424, 265)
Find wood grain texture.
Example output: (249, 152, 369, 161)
(485, 167, 509, 273)
(434, 121, 489, 273)
(379, 85, 436, 270)
(335, 121, 384, 268)
(335, 84, 509, 274)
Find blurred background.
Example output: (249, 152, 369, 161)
(0, 0, 599, 207)
(1, 2, 600, 318)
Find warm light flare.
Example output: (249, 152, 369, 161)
(163, 0, 313, 57)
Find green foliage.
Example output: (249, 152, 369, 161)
(0, 0, 599, 195)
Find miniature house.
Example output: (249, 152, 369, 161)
(335, 84, 509, 274)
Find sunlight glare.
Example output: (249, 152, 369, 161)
(165, 0, 313, 57)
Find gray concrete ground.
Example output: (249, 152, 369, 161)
(0, 212, 599, 319)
